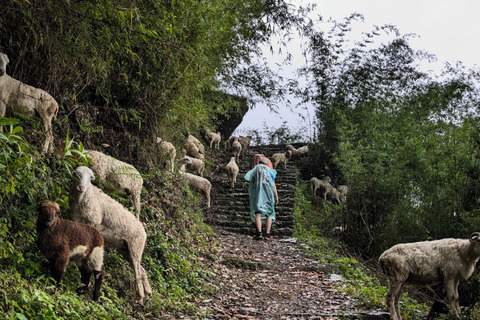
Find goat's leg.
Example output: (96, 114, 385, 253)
(445, 279, 461, 318)
(139, 265, 152, 298)
(39, 111, 55, 154)
(131, 259, 145, 304)
(89, 246, 104, 301)
(132, 190, 141, 218)
(76, 257, 92, 291)
(386, 282, 404, 320)
(49, 257, 68, 285)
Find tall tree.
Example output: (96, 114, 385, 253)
(298, 14, 480, 255)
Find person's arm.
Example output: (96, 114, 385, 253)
(273, 182, 279, 205)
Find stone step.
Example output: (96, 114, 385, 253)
(207, 144, 297, 236)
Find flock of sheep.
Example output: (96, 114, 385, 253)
(2, 51, 480, 319)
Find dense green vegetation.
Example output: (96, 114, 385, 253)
(292, 13, 480, 317)
(0, 0, 306, 318)
(3, 1, 480, 318)
(298, 13, 480, 256)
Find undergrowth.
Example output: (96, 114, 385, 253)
(292, 180, 430, 318)
(0, 124, 217, 319)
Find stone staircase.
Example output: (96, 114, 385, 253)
(207, 144, 297, 236)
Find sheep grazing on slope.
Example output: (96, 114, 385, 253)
(310, 176, 332, 198)
(0, 52, 59, 154)
(379, 232, 480, 320)
(286, 144, 309, 158)
(184, 135, 204, 160)
(71, 166, 152, 304)
(179, 171, 211, 208)
(238, 136, 252, 156)
(231, 137, 242, 162)
(225, 156, 239, 189)
(327, 187, 343, 204)
(337, 185, 349, 202)
(271, 150, 293, 169)
(205, 129, 221, 149)
(177, 155, 205, 177)
(156, 137, 177, 172)
(37, 200, 104, 301)
(85, 150, 143, 217)
(187, 134, 205, 154)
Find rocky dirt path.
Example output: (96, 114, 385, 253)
(197, 227, 386, 319)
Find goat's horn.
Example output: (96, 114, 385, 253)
(469, 232, 480, 242)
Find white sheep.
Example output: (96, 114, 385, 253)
(286, 144, 309, 158)
(225, 157, 239, 189)
(205, 129, 221, 149)
(379, 232, 480, 320)
(156, 137, 176, 172)
(37, 200, 104, 301)
(337, 185, 349, 202)
(187, 134, 205, 154)
(271, 150, 293, 169)
(177, 155, 205, 177)
(86, 150, 143, 217)
(310, 176, 332, 199)
(0, 52, 59, 154)
(184, 136, 204, 160)
(221, 136, 234, 149)
(179, 171, 211, 208)
(71, 166, 152, 304)
(327, 187, 343, 204)
(238, 136, 252, 156)
(231, 137, 242, 162)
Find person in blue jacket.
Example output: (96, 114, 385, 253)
(244, 155, 279, 240)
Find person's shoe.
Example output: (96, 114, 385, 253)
(264, 233, 273, 240)
(253, 232, 263, 240)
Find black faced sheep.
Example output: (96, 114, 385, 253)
(37, 200, 104, 301)
(85, 150, 143, 217)
(0, 52, 59, 154)
(379, 232, 480, 320)
(71, 166, 152, 304)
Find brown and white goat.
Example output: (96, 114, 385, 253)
(37, 200, 104, 301)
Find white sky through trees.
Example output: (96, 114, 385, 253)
(234, 0, 480, 142)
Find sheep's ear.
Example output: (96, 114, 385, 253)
(90, 173, 96, 181)
(469, 232, 480, 243)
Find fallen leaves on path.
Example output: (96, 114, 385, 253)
(200, 228, 363, 320)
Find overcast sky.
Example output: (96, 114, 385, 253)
(234, 0, 480, 141)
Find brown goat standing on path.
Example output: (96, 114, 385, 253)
(36, 200, 104, 301)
